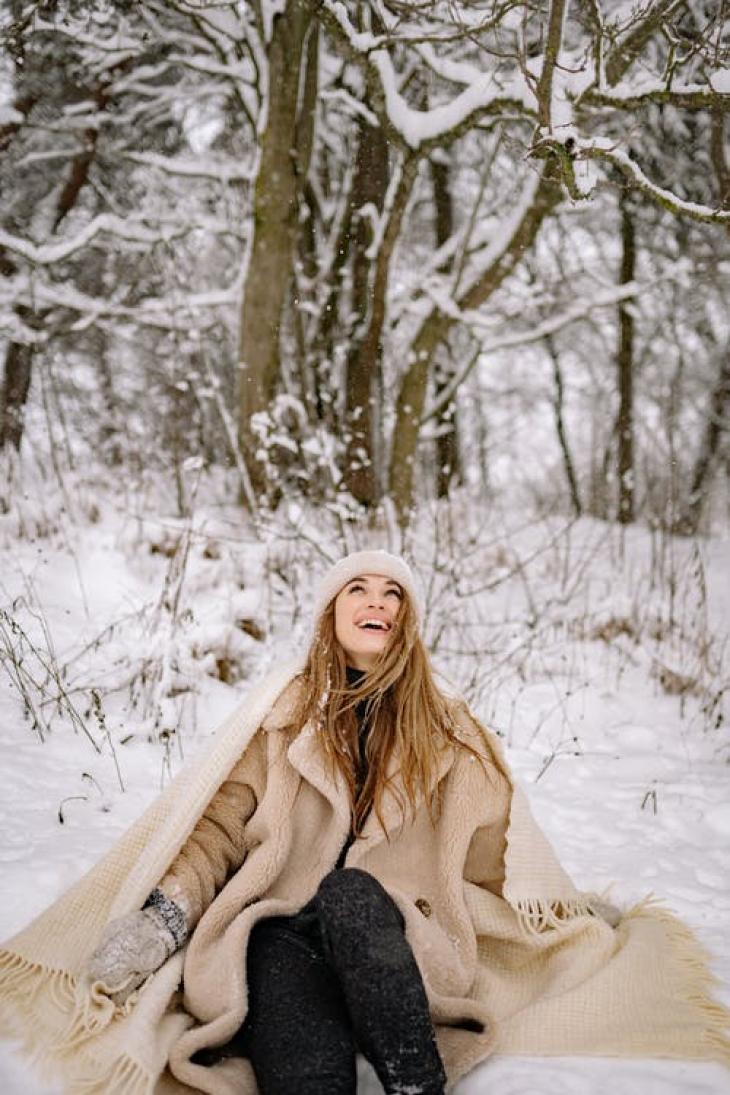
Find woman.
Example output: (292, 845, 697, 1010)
(87, 551, 465, 1094)
(0, 550, 728, 1094)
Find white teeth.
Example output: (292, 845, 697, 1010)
(358, 618, 388, 631)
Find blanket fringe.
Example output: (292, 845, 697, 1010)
(623, 894, 730, 1064)
(70, 1051, 151, 1095)
(512, 896, 597, 936)
(0, 947, 150, 1093)
(0, 950, 76, 1028)
(51, 985, 119, 1054)
(0, 946, 116, 1046)
(23, 1038, 151, 1095)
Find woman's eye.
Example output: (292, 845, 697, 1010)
(347, 583, 400, 597)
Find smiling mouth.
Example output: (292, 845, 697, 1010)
(357, 619, 391, 632)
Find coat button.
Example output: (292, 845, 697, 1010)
(415, 897, 432, 918)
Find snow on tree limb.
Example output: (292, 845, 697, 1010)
(370, 47, 532, 148)
(166, 52, 251, 81)
(317, 0, 534, 149)
(602, 0, 687, 89)
(415, 43, 497, 88)
(32, 16, 141, 57)
(421, 280, 646, 424)
(0, 277, 241, 335)
(321, 0, 726, 154)
(540, 135, 730, 223)
(123, 152, 252, 184)
(0, 216, 243, 266)
(584, 82, 730, 112)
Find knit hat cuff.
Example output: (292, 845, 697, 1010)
(312, 550, 422, 626)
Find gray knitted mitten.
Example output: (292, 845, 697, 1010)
(86, 889, 188, 1006)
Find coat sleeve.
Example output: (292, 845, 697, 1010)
(155, 729, 268, 927)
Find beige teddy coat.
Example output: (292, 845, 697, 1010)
(0, 660, 728, 1095)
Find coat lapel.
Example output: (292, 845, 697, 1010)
(287, 716, 457, 852)
(354, 740, 456, 852)
(286, 720, 352, 827)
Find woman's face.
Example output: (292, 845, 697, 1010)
(333, 573, 403, 670)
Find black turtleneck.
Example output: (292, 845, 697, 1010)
(345, 663, 367, 689)
(346, 661, 367, 724)
(336, 666, 371, 868)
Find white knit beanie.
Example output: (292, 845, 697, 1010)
(312, 550, 423, 626)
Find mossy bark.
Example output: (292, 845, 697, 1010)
(238, 0, 312, 499)
(342, 118, 390, 506)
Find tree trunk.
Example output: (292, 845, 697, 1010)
(679, 347, 730, 534)
(342, 117, 390, 506)
(431, 154, 462, 499)
(617, 193, 635, 525)
(545, 332, 582, 516)
(388, 167, 561, 526)
(0, 329, 33, 451)
(238, 0, 312, 500)
(0, 74, 103, 454)
(311, 194, 354, 428)
(295, 24, 319, 286)
(0, 245, 33, 451)
(291, 24, 321, 427)
(674, 107, 730, 533)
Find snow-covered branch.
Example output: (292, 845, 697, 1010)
(32, 16, 142, 57)
(571, 138, 730, 224)
(0, 216, 244, 266)
(583, 80, 730, 112)
(602, 0, 687, 89)
(167, 52, 250, 81)
(370, 48, 532, 148)
(415, 44, 495, 89)
(372, 0, 520, 38)
(421, 280, 646, 424)
(0, 277, 242, 334)
(317, 0, 534, 149)
(123, 152, 253, 184)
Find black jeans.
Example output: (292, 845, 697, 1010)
(237, 868, 447, 1095)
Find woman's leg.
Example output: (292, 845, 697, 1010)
(242, 917, 357, 1094)
(313, 868, 447, 1095)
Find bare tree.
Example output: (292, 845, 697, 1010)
(617, 192, 636, 525)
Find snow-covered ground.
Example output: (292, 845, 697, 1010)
(0, 488, 728, 1092)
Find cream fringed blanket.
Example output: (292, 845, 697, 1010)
(0, 660, 729, 1094)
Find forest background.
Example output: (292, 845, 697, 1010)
(0, 1, 729, 1091)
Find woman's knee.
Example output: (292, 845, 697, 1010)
(315, 869, 407, 962)
(317, 869, 400, 917)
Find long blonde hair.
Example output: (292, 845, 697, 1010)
(289, 590, 483, 836)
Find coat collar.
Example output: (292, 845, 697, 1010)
(286, 717, 456, 851)
(286, 721, 352, 828)
(355, 737, 455, 853)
